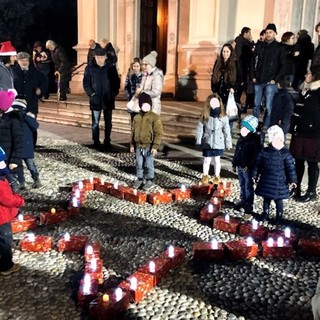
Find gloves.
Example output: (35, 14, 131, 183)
(151, 149, 157, 156)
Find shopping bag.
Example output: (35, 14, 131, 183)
(226, 92, 240, 122)
(127, 96, 140, 113)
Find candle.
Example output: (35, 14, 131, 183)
(64, 232, 70, 241)
(89, 177, 94, 184)
(267, 238, 274, 247)
(113, 181, 119, 189)
(130, 277, 138, 291)
(90, 258, 97, 271)
(86, 245, 93, 255)
(133, 189, 137, 195)
(252, 219, 258, 230)
(18, 214, 24, 222)
(75, 189, 80, 198)
(102, 294, 109, 303)
(78, 181, 84, 190)
(208, 204, 214, 213)
(284, 227, 291, 238)
(213, 197, 218, 205)
(168, 245, 175, 258)
(83, 274, 91, 294)
(115, 288, 123, 302)
(225, 214, 230, 222)
(220, 189, 225, 195)
(149, 261, 156, 273)
(159, 189, 164, 195)
(277, 236, 284, 247)
(72, 196, 78, 207)
(180, 184, 186, 192)
(100, 178, 105, 185)
(28, 233, 35, 242)
(211, 239, 218, 250)
(246, 237, 254, 246)
(51, 208, 56, 214)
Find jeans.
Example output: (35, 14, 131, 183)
(136, 147, 154, 180)
(0, 222, 14, 272)
(17, 158, 39, 183)
(237, 167, 254, 211)
(253, 83, 278, 128)
(91, 109, 113, 143)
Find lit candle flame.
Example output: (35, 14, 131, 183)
(102, 294, 109, 302)
(90, 258, 97, 271)
(225, 214, 230, 222)
(133, 189, 137, 196)
(18, 214, 24, 222)
(83, 274, 91, 294)
(130, 277, 138, 290)
(78, 181, 84, 190)
(159, 190, 164, 195)
(213, 197, 218, 205)
(168, 245, 175, 258)
(246, 237, 254, 246)
(211, 239, 218, 250)
(149, 261, 156, 273)
(115, 288, 123, 302)
(113, 181, 119, 189)
(28, 233, 35, 242)
(267, 238, 274, 247)
(51, 208, 56, 214)
(252, 219, 258, 230)
(100, 179, 105, 185)
(277, 236, 284, 247)
(180, 184, 186, 192)
(64, 232, 70, 241)
(75, 189, 80, 199)
(208, 204, 214, 213)
(89, 177, 94, 184)
(86, 245, 93, 255)
(72, 197, 78, 207)
(284, 227, 291, 238)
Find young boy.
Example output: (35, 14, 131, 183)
(0, 147, 25, 276)
(130, 92, 163, 190)
(232, 115, 261, 213)
(253, 125, 297, 224)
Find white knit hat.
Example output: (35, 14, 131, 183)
(142, 51, 158, 67)
(267, 125, 284, 143)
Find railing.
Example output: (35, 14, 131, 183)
(71, 62, 87, 78)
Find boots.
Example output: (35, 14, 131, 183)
(261, 210, 269, 221)
(200, 175, 210, 185)
(212, 176, 220, 185)
(275, 212, 283, 225)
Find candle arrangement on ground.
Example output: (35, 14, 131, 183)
(57, 233, 89, 252)
(170, 184, 191, 201)
(147, 190, 173, 205)
(124, 188, 147, 204)
(40, 207, 69, 225)
(261, 237, 294, 258)
(199, 201, 221, 222)
(11, 213, 37, 233)
(192, 239, 225, 260)
(213, 214, 240, 234)
(109, 182, 132, 200)
(190, 183, 213, 197)
(225, 237, 259, 260)
(20, 233, 53, 252)
(239, 219, 269, 241)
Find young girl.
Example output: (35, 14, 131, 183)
(195, 93, 232, 185)
(253, 125, 297, 224)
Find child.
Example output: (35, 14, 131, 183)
(0, 148, 25, 276)
(253, 125, 297, 224)
(232, 115, 261, 213)
(130, 92, 163, 190)
(12, 99, 41, 189)
(195, 93, 232, 184)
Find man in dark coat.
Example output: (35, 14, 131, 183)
(250, 23, 287, 129)
(83, 48, 120, 150)
(46, 40, 71, 101)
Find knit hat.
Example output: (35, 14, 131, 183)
(142, 51, 158, 67)
(138, 92, 152, 108)
(0, 90, 15, 112)
(267, 125, 284, 143)
(265, 23, 277, 34)
(12, 99, 27, 109)
(0, 41, 16, 56)
(16, 52, 30, 60)
(241, 115, 259, 133)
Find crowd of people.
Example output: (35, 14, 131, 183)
(1, 21, 320, 276)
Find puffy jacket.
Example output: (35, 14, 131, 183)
(253, 146, 297, 200)
(250, 40, 287, 84)
(131, 111, 163, 150)
(140, 67, 163, 115)
(83, 60, 120, 111)
(195, 116, 232, 150)
(0, 176, 25, 225)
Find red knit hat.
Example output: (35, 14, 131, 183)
(0, 41, 17, 56)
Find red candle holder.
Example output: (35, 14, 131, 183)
(77, 275, 99, 308)
(190, 184, 213, 197)
(20, 234, 53, 252)
(170, 187, 191, 201)
(199, 202, 220, 222)
(147, 191, 172, 205)
(84, 242, 101, 262)
(109, 185, 132, 200)
(225, 239, 259, 260)
(261, 239, 294, 258)
(124, 189, 147, 204)
(239, 222, 269, 241)
(267, 229, 298, 246)
(95, 181, 113, 193)
(57, 235, 89, 252)
(160, 246, 186, 270)
(11, 214, 37, 233)
(297, 238, 320, 256)
(84, 258, 104, 282)
(192, 241, 225, 261)
(213, 215, 240, 234)
(40, 208, 68, 225)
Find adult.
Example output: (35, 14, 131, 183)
(136, 51, 163, 115)
(99, 38, 117, 64)
(311, 22, 320, 77)
(45, 40, 71, 101)
(33, 41, 51, 99)
(289, 71, 320, 202)
(234, 27, 254, 110)
(87, 39, 101, 64)
(250, 23, 287, 129)
(0, 41, 16, 90)
(83, 48, 120, 150)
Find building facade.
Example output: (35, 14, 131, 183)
(71, 0, 320, 101)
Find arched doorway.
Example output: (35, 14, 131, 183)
(140, 0, 168, 74)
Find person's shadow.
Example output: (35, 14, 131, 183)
(176, 69, 197, 101)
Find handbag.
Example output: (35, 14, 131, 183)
(126, 95, 140, 113)
(226, 92, 240, 122)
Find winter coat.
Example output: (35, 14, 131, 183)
(83, 60, 120, 111)
(131, 111, 163, 150)
(270, 87, 299, 134)
(295, 35, 314, 81)
(0, 109, 24, 167)
(12, 64, 44, 115)
(33, 49, 51, 76)
(196, 116, 232, 150)
(140, 67, 163, 115)
(232, 132, 262, 169)
(250, 40, 287, 84)
(253, 146, 297, 200)
(235, 34, 254, 81)
(289, 80, 320, 162)
(0, 176, 24, 226)
(281, 43, 298, 76)
(0, 63, 14, 90)
(124, 72, 142, 101)
(50, 45, 71, 83)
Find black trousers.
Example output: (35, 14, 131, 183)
(263, 198, 283, 214)
(295, 159, 319, 193)
(0, 222, 14, 272)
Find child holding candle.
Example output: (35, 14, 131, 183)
(0, 149, 25, 276)
(253, 125, 297, 224)
(232, 115, 262, 213)
(195, 93, 232, 185)
(130, 92, 163, 190)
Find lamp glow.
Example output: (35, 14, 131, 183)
(64, 232, 70, 241)
(180, 184, 186, 192)
(130, 277, 138, 290)
(86, 245, 93, 255)
(78, 181, 84, 190)
(246, 237, 254, 246)
(149, 261, 156, 273)
(168, 245, 175, 258)
(83, 274, 91, 294)
(115, 288, 123, 302)
(252, 219, 258, 230)
(225, 214, 230, 222)
(18, 214, 23, 222)
(102, 294, 109, 302)
(267, 238, 274, 247)
(277, 236, 284, 247)
(284, 227, 291, 238)
(90, 258, 97, 271)
(75, 189, 80, 198)
(208, 204, 214, 213)
(28, 233, 35, 242)
(113, 181, 119, 189)
(211, 239, 218, 250)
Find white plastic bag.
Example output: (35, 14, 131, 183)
(226, 92, 239, 122)
(126, 96, 140, 113)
